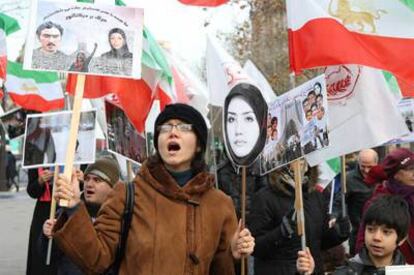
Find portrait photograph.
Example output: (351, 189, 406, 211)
(105, 100, 147, 165)
(223, 83, 268, 167)
(24, 0, 143, 78)
(22, 109, 97, 168)
(260, 75, 329, 175)
(0, 108, 29, 139)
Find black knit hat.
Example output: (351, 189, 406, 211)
(84, 157, 120, 187)
(153, 103, 208, 154)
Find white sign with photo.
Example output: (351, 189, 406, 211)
(24, 0, 143, 78)
(260, 74, 329, 175)
(0, 108, 29, 140)
(22, 109, 97, 168)
(385, 97, 414, 145)
(386, 265, 414, 274)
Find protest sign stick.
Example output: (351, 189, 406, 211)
(240, 166, 247, 275)
(126, 160, 134, 182)
(46, 165, 59, 265)
(59, 74, 85, 207)
(293, 159, 306, 250)
(341, 155, 347, 218)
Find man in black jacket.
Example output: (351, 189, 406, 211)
(340, 149, 379, 255)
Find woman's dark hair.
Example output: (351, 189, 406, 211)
(223, 83, 268, 166)
(363, 195, 411, 242)
(107, 28, 131, 58)
(271, 116, 278, 126)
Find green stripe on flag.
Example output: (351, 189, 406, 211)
(115, 0, 126, 6)
(383, 71, 402, 98)
(142, 28, 173, 85)
(326, 157, 341, 174)
(399, 0, 414, 11)
(7, 61, 60, 83)
(0, 13, 20, 35)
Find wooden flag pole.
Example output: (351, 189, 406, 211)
(241, 166, 247, 275)
(46, 165, 59, 265)
(59, 74, 85, 207)
(293, 159, 306, 250)
(341, 155, 347, 218)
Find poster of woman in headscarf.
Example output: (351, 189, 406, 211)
(22, 110, 97, 168)
(260, 75, 329, 175)
(223, 83, 268, 167)
(24, 0, 143, 78)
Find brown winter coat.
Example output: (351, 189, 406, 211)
(53, 159, 238, 275)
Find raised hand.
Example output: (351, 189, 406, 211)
(54, 171, 81, 208)
(296, 247, 315, 275)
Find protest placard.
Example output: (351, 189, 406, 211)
(260, 74, 329, 175)
(24, 0, 143, 78)
(0, 107, 28, 139)
(22, 109, 97, 168)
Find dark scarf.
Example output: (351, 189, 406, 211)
(387, 178, 414, 218)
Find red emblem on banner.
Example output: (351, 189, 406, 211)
(325, 65, 361, 101)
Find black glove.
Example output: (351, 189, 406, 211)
(335, 215, 351, 238)
(280, 209, 297, 239)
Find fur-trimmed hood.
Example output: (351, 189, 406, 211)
(139, 157, 215, 202)
(268, 165, 319, 196)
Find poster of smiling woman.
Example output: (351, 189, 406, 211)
(260, 74, 329, 175)
(24, 0, 143, 78)
(223, 83, 268, 167)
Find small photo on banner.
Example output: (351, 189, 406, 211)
(260, 74, 329, 175)
(105, 99, 147, 165)
(0, 108, 29, 139)
(24, 0, 143, 78)
(385, 97, 414, 145)
(22, 109, 97, 168)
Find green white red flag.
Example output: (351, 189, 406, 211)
(287, 0, 414, 85)
(0, 13, 20, 98)
(5, 61, 64, 111)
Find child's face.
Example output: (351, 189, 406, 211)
(365, 224, 398, 262)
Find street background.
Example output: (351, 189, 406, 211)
(0, 179, 33, 275)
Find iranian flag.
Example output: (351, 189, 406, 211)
(318, 157, 341, 189)
(287, 0, 414, 84)
(5, 61, 64, 112)
(0, 13, 20, 98)
(66, 28, 176, 133)
(177, 0, 228, 7)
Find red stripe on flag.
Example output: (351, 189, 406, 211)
(67, 74, 154, 132)
(9, 93, 64, 112)
(116, 81, 153, 133)
(172, 67, 190, 104)
(288, 18, 414, 83)
(397, 77, 414, 98)
(0, 55, 6, 80)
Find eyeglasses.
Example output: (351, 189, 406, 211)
(157, 123, 193, 133)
